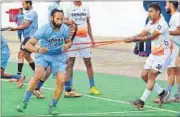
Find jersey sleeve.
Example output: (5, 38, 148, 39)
(64, 25, 70, 40)
(24, 11, 34, 22)
(155, 21, 168, 34)
(174, 13, 180, 27)
(143, 21, 150, 32)
(32, 25, 45, 41)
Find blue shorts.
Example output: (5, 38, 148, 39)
(17, 30, 23, 40)
(35, 54, 67, 75)
(1, 47, 10, 70)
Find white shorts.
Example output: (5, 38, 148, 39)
(168, 49, 180, 68)
(144, 54, 171, 72)
(68, 37, 92, 58)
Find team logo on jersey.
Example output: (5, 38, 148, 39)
(157, 25, 162, 30)
(156, 64, 162, 70)
(46, 38, 64, 43)
(71, 12, 86, 17)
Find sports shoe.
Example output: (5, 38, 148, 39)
(64, 90, 82, 98)
(8, 79, 18, 82)
(152, 98, 170, 104)
(169, 94, 180, 102)
(16, 101, 28, 112)
(158, 90, 169, 107)
(129, 98, 145, 110)
(90, 86, 101, 95)
(17, 75, 25, 88)
(48, 106, 59, 115)
(33, 90, 45, 99)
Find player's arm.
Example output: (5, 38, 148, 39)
(62, 38, 72, 52)
(9, 20, 31, 31)
(124, 30, 149, 43)
(87, 17, 94, 44)
(62, 26, 72, 52)
(25, 37, 48, 54)
(169, 26, 180, 36)
(135, 30, 160, 42)
(177, 25, 180, 30)
(63, 16, 77, 41)
(25, 25, 48, 53)
(24, 37, 39, 52)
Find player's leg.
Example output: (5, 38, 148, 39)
(83, 57, 100, 95)
(166, 49, 180, 102)
(16, 54, 48, 112)
(25, 53, 35, 71)
(79, 45, 100, 95)
(1, 54, 12, 78)
(49, 55, 66, 115)
(172, 50, 180, 102)
(1, 68, 25, 88)
(130, 55, 169, 109)
(16, 66, 45, 112)
(64, 44, 82, 98)
(33, 67, 51, 99)
(64, 57, 82, 97)
(49, 72, 65, 115)
(154, 49, 179, 103)
(1, 49, 25, 88)
(65, 57, 75, 92)
(141, 54, 164, 95)
(17, 38, 33, 75)
(175, 49, 180, 66)
(153, 67, 176, 103)
(170, 67, 180, 102)
(167, 68, 176, 98)
(1, 68, 12, 78)
(130, 69, 160, 109)
(141, 69, 163, 95)
(141, 69, 149, 83)
(17, 50, 26, 75)
(17, 30, 22, 44)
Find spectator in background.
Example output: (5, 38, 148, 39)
(134, 1, 171, 57)
(14, 8, 24, 43)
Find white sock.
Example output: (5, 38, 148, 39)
(140, 89, 151, 102)
(153, 83, 163, 95)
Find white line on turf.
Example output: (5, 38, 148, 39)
(1, 79, 178, 114)
(36, 110, 162, 116)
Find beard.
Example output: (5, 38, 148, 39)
(52, 19, 61, 28)
(166, 8, 171, 14)
(24, 7, 30, 10)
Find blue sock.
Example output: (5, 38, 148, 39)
(65, 81, 71, 92)
(23, 90, 33, 102)
(166, 85, 173, 92)
(70, 75, 73, 87)
(50, 98, 58, 107)
(36, 80, 44, 90)
(11, 74, 21, 80)
(89, 78, 95, 88)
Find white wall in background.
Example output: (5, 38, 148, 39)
(1, 1, 147, 37)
